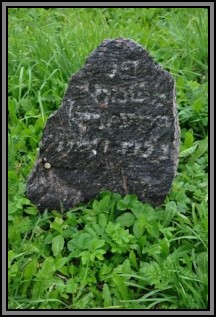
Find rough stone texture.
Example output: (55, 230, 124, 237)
(26, 38, 180, 211)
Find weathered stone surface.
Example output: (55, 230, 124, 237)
(26, 38, 180, 211)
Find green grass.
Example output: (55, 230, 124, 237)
(8, 8, 208, 310)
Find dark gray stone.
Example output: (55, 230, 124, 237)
(26, 38, 180, 211)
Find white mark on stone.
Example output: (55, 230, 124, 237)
(119, 113, 127, 120)
(139, 81, 148, 88)
(162, 144, 169, 156)
(74, 83, 89, 92)
(120, 113, 152, 122)
(126, 113, 136, 119)
(104, 140, 109, 153)
(122, 142, 131, 155)
(160, 93, 166, 99)
(68, 100, 75, 119)
(67, 140, 74, 148)
(131, 91, 146, 103)
(121, 141, 142, 155)
(155, 115, 171, 127)
(44, 162, 51, 169)
(92, 150, 97, 156)
(134, 142, 142, 155)
(142, 141, 154, 158)
(111, 89, 128, 104)
(157, 102, 164, 108)
(78, 122, 87, 133)
(95, 88, 109, 96)
(82, 83, 89, 91)
(69, 100, 75, 107)
(57, 141, 64, 152)
(94, 85, 109, 103)
(91, 139, 99, 145)
(133, 60, 139, 68)
(77, 112, 100, 120)
(77, 138, 99, 150)
(121, 60, 139, 72)
(108, 64, 117, 78)
(98, 124, 105, 130)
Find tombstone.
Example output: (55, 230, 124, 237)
(26, 38, 180, 211)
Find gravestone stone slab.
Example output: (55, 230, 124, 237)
(26, 38, 180, 211)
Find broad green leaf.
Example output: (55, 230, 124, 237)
(79, 250, 90, 265)
(24, 258, 38, 280)
(32, 257, 56, 297)
(52, 235, 64, 257)
(187, 80, 200, 90)
(144, 204, 156, 219)
(85, 225, 98, 236)
(92, 200, 101, 213)
(78, 232, 93, 249)
(8, 250, 14, 262)
(66, 278, 79, 294)
(34, 117, 45, 132)
(177, 212, 192, 225)
(44, 233, 54, 244)
(130, 201, 145, 218)
(52, 277, 66, 293)
(117, 199, 128, 211)
(52, 210, 63, 218)
(8, 170, 18, 183)
(58, 266, 69, 277)
(171, 245, 193, 259)
(159, 238, 170, 257)
(180, 142, 199, 158)
(112, 273, 129, 300)
(116, 212, 135, 227)
(163, 201, 177, 226)
(91, 223, 104, 236)
(24, 206, 38, 215)
(99, 263, 113, 279)
(160, 227, 176, 239)
(122, 259, 131, 274)
(89, 252, 95, 262)
(75, 292, 93, 309)
(192, 99, 203, 113)
(22, 258, 38, 296)
(95, 249, 106, 261)
(55, 257, 68, 270)
(90, 238, 105, 251)
(129, 250, 138, 269)
(133, 219, 145, 239)
(98, 195, 111, 211)
(184, 129, 194, 148)
(102, 283, 112, 307)
(8, 97, 18, 123)
(9, 262, 18, 277)
(98, 213, 107, 229)
(50, 217, 64, 234)
(188, 137, 208, 164)
(146, 221, 160, 238)
(66, 212, 77, 226)
(117, 194, 138, 210)
(62, 228, 77, 239)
